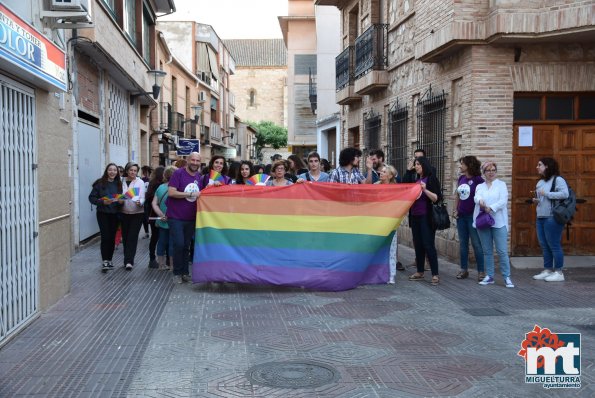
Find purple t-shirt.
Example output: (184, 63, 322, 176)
(166, 168, 201, 221)
(410, 178, 428, 216)
(456, 175, 484, 215)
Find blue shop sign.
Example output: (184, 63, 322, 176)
(177, 139, 200, 156)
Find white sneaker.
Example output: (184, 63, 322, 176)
(545, 271, 565, 282)
(505, 277, 515, 288)
(125, 263, 133, 270)
(533, 269, 552, 280)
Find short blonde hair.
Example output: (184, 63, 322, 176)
(382, 165, 397, 183)
(481, 161, 497, 174)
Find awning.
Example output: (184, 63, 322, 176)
(207, 46, 219, 81)
(197, 43, 209, 74)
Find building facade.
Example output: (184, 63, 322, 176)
(0, 1, 72, 346)
(225, 39, 288, 130)
(158, 21, 238, 164)
(317, 0, 595, 259)
(279, 0, 318, 159)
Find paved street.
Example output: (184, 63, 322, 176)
(0, 235, 593, 397)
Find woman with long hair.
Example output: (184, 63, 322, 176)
(235, 161, 254, 185)
(145, 166, 164, 268)
(199, 155, 232, 189)
(152, 166, 177, 271)
(474, 161, 514, 288)
(532, 157, 569, 282)
(375, 165, 404, 282)
(120, 161, 146, 270)
(453, 156, 485, 281)
(88, 163, 123, 271)
(286, 154, 308, 183)
(407, 157, 442, 286)
(266, 160, 293, 186)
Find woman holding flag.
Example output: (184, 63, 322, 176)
(89, 163, 123, 272)
(120, 162, 146, 270)
(199, 156, 232, 189)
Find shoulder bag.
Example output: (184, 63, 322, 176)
(432, 201, 450, 230)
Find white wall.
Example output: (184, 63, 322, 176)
(315, 5, 340, 119)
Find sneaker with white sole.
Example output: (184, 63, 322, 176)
(101, 261, 110, 271)
(173, 275, 183, 284)
(181, 274, 192, 283)
(505, 277, 515, 288)
(125, 263, 133, 270)
(533, 269, 553, 280)
(544, 270, 565, 282)
(479, 275, 494, 285)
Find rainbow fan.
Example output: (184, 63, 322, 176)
(245, 173, 270, 186)
(209, 170, 225, 183)
(124, 187, 140, 199)
(111, 193, 126, 200)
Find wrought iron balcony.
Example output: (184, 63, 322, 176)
(354, 24, 388, 79)
(309, 67, 317, 115)
(335, 46, 354, 91)
(170, 112, 184, 134)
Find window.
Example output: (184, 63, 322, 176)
(417, 88, 447, 190)
(102, 0, 115, 12)
(142, 6, 152, 64)
(514, 97, 541, 120)
(546, 96, 573, 120)
(514, 94, 595, 121)
(364, 111, 381, 151)
(579, 95, 595, 119)
(123, 0, 136, 44)
(388, 101, 408, 179)
(249, 89, 255, 107)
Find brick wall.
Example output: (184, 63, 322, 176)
(75, 53, 100, 116)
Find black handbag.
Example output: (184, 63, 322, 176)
(432, 201, 451, 230)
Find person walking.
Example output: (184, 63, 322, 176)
(167, 152, 201, 283)
(407, 157, 442, 286)
(140, 165, 152, 239)
(532, 157, 569, 282)
(145, 166, 164, 268)
(152, 166, 177, 271)
(88, 163, 123, 271)
(120, 162, 146, 270)
(453, 156, 485, 281)
(474, 161, 514, 288)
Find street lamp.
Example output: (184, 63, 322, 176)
(181, 105, 203, 125)
(130, 69, 167, 104)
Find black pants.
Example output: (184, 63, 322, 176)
(410, 214, 439, 276)
(96, 212, 119, 261)
(120, 213, 144, 265)
(149, 222, 159, 261)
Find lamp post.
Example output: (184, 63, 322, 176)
(130, 69, 167, 104)
(181, 105, 203, 125)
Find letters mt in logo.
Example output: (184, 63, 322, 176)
(518, 325, 581, 389)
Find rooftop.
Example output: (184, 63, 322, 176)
(224, 39, 287, 67)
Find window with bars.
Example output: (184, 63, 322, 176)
(387, 102, 408, 179)
(417, 87, 447, 190)
(364, 112, 381, 151)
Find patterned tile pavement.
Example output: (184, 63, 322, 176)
(0, 235, 593, 397)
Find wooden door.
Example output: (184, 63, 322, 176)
(512, 124, 595, 255)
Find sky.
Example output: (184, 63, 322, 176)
(160, 0, 287, 39)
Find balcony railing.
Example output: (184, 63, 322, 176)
(170, 112, 184, 134)
(309, 67, 317, 114)
(159, 102, 171, 130)
(336, 46, 354, 91)
(354, 24, 388, 79)
(210, 122, 221, 141)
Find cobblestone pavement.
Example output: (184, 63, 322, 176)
(0, 235, 593, 397)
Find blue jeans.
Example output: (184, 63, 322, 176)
(156, 227, 173, 257)
(536, 217, 565, 270)
(168, 218, 195, 276)
(477, 226, 510, 278)
(456, 214, 484, 272)
(410, 214, 439, 275)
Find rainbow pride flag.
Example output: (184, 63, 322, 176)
(245, 173, 270, 186)
(125, 187, 140, 199)
(209, 170, 225, 183)
(193, 183, 421, 291)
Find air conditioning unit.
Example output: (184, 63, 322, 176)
(50, 0, 88, 12)
(198, 92, 206, 102)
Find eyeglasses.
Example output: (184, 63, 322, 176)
(484, 169, 497, 173)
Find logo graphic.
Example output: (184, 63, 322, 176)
(518, 325, 581, 389)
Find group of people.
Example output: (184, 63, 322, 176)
(89, 146, 570, 287)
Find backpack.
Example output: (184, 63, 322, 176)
(550, 176, 577, 225)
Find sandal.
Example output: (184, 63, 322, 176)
(431, 275, 440, 286)
(456, 270, 469, 279)
(408, 273, 424, 281)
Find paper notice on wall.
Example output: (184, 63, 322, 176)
(519, 126, 533, 147)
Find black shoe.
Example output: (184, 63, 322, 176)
(125, 263, 133, 271)
(148, 259, 159, 269)
(396, 262, 405, 271)
(101, 261, 110, 271)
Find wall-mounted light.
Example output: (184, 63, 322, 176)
(182, 105, 203, 125)
(221, 133, 234, 140)
(130, 69, 167, 104)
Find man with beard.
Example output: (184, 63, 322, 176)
(366, 149, 385, 184)
(167, 152, 201, 283)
